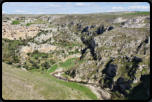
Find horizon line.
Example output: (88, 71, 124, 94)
(2, 11, 150, 15)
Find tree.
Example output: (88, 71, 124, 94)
(41, 62, 50, 69)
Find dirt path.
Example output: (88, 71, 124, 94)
(62, 54, 81, 62)
(49, 53, 111, 100)
(50, 70, 111, 100)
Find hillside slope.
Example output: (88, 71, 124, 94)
(2, 62, 97, 100)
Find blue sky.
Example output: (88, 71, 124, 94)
(2, 2, 150, 14)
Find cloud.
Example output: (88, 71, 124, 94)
(75, 3, 93, 7)
(48, 4, 61, 7)
(75, 3, 85, 6)
(112, 6, 124, 10)
(2, 2, 150, 14)
(66, 2, 73, 5)
(128, 5, 149, 10)
(15, 10, 26, 13)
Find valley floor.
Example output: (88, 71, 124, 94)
(2, 62, 97, 100)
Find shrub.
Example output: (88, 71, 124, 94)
(26, 23, 32, 26)
(31, 50, 48, 58)
(11, 20, 20, 25)
(23, 64, 29, 69)
(2, 39, 23, 64)
(50, 59, 56, 64)
(6, 61, 12, 65)
(41, 62, 50, 69)
(32, 62, 39, 69)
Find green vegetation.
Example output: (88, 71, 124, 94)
(26, 23, 33, 26)
(52, 75, 97, 100)
(2, 38, 26, 64)
(59, 58, 76, 69)
(11, 20, 20, 25)
(48, 57, 84, 73)
(29, 50, 48, 58)
(24, 51, 56, 71)
(47, 64, 58, 73)
(61, 72, 72, 79)
(47, 58, 76, 73)
(124, 12, 150, 16)
(2, 62, 97, 100)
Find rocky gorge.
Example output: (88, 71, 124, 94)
(2, 12, 150, 100)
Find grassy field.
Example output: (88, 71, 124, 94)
(47, 58, 76, 73)
(2, 62, 97, 100)
(47, 57, 84, 73)
(124, 11, 150, 15)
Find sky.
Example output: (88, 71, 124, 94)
(2, 2, 150, 14)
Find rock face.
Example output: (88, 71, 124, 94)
(103, 63, 117, 78)
(19, 42, 58, 64)
(113, 17, 127, 23)
(2, 22, 40, 40)
(113, 16, 150, 28)
(2, 12, 150, 99)
(112, 77, 131, 96)
(96, 25, 106, 34)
